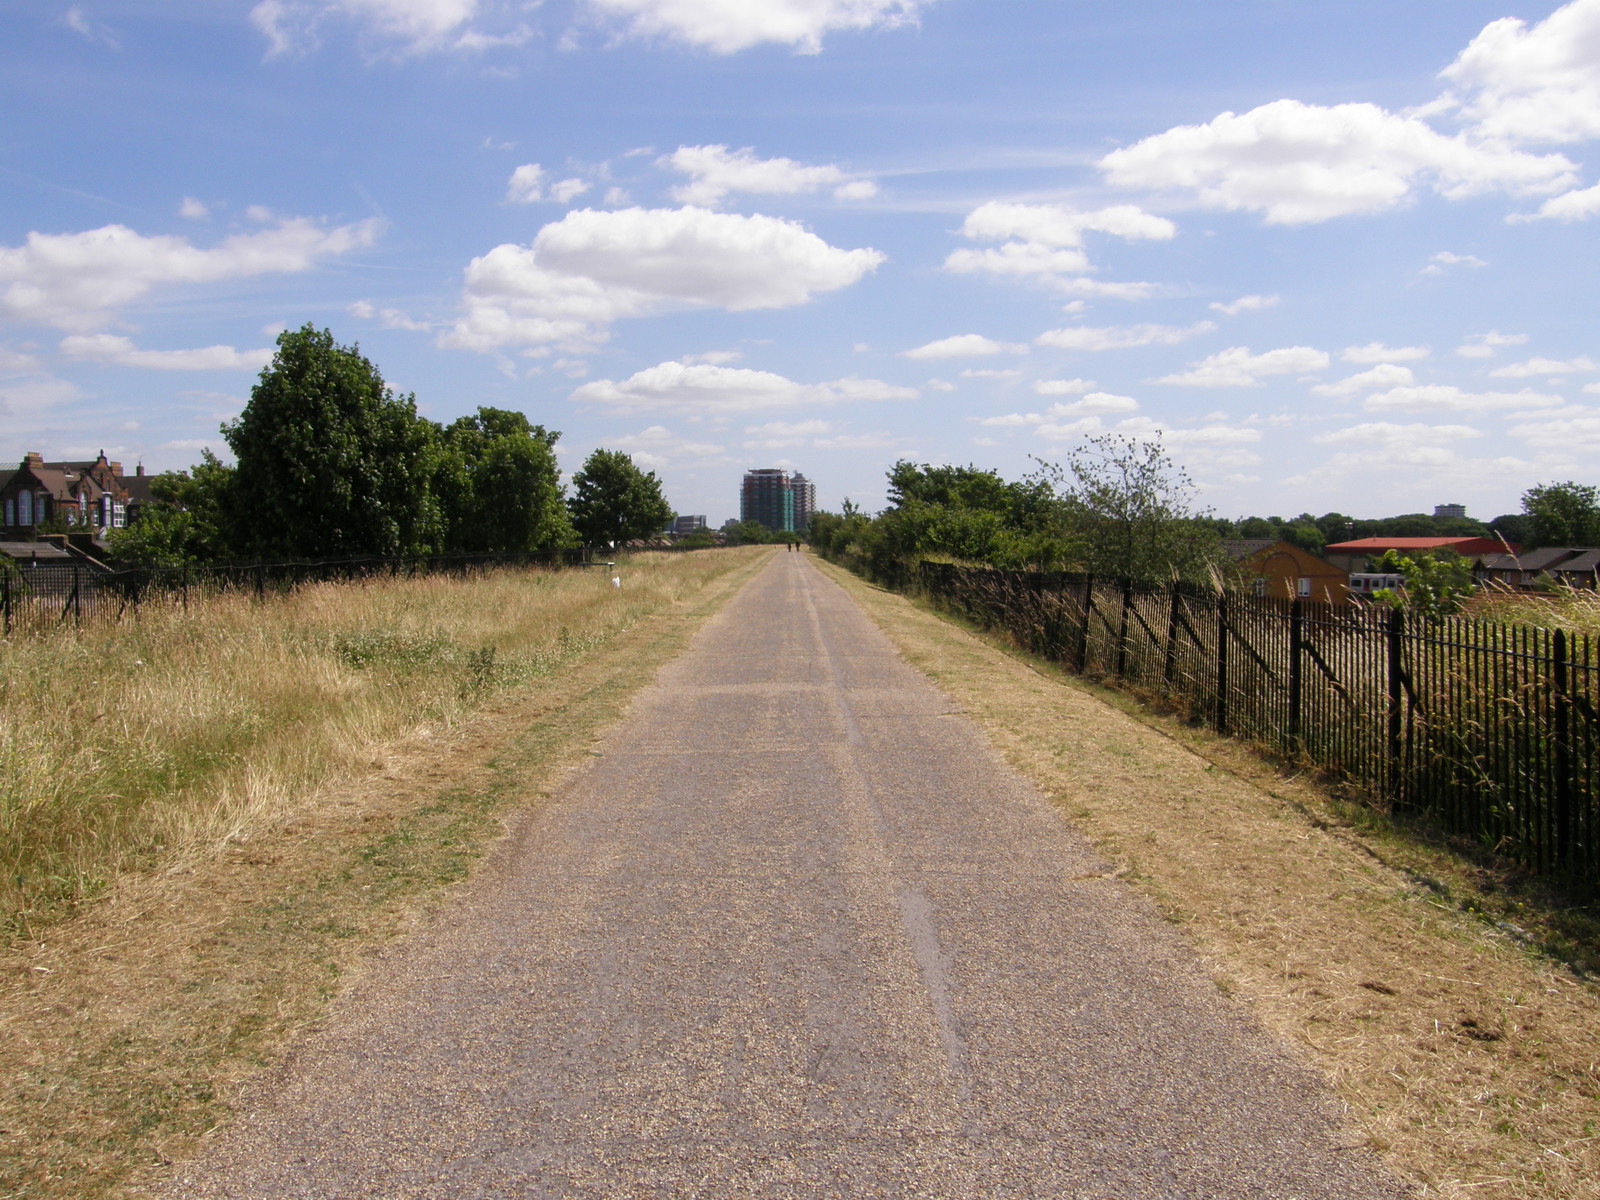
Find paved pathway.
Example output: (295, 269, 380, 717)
(170, 553, 1407, 1198)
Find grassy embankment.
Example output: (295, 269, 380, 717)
(816, 555, 1600, 1200)
(0, 546, 772, 1199)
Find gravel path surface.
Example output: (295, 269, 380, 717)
(167, 552, 1407, 1198)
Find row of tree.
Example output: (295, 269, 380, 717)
(809, 434, 1600, 590)
(110, 326, 673, 566)
(1211, 480, 1600, 554)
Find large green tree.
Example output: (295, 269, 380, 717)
(434, 408, 573, 554)
(566, 450, 673, 549)
(106, 450, 235, 565)
(1521, 480, 1600, 548)
(224, 325, 441, 559)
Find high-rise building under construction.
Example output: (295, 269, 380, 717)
(740, 468, 815, 533)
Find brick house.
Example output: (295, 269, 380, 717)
(1224, 539, 1351, 605)
(0, 451, 153, 541)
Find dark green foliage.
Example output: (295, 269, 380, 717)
(1520, 480, 1600, 548)
(1371, 548, 1477, 620)
(567, 449, 673, 549)
(108, 451, 235, 565)
(434, 408, 574, 554)
(223, 325, 442, 560)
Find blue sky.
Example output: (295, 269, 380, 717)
(4, 0, 1599, 526)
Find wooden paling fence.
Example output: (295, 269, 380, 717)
(912, 560, 1600, 885)
(0, 548, 591, 635)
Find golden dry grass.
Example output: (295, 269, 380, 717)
(0, 547, 773, 1199)
(816, 557, 1600, 1200)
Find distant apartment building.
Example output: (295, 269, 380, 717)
(1434, 503, 1468, 520)
(740, 468, 815, 533)
(669, 514, 708, 535)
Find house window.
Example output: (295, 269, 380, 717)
(101, 494, 112, 528)
(18, 490, 32, 526)
(3, 498, 12, 526)
(112, 500, 126, 528)
(1297, 577, 1311, 597)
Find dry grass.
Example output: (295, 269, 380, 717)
(816, 557, 1600, 1200)
(1471, 583, 1600, 638)
(0, 547, 772, 1199)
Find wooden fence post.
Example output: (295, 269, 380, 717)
(1215, 592, 1229, 736)
(1288, 597, 1303, 753)
(1387, 606, 1405, 807)
(1553, 629, 1572, 870)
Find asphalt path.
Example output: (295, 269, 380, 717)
(169, 551, 1408, 1198)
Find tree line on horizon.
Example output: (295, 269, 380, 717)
(807, 435, 1600, 589)
(108, 325, 673, 567)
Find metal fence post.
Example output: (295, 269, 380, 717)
(73, 564, 81, 627)
(2, 570, 8, 636)
(1162, 581, 1180, 688)
(1115, 578, 1132, 679)
(1387, 606, 1405, 807)
(1288, 597, 1304, 753)
(1215, 592, 1229, 736)
(1554, 629, 1572, 869)
(1075, 574, 1093, 672)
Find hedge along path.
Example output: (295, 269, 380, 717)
(813, 557, 1600, 1200)
(0, 546, 776, 1200)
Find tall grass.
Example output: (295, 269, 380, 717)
(1472, 581, 1600, 637)
(0, 552, 751, 934)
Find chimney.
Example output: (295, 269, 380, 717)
(136, 463, 145, 478)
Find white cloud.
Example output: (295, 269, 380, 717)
(250, 0, 529, 57)
(1312, 421, 1484, 446)
(0, 218, 381, 333)
(611, 423, 726, 467)
(1488, 356, 1600, 378)
(960, 368, 1021, 380)
(179, 197, 210, 220)
(979, 392, 1139, 430)
(1513, 181, 1600, 222)
(1311, 363, 1417, 398)
(1099, 99, 1576, 225)
(1156, 345, 1329, 387)
(550, 178, 592, 204)
(661, 145, 870, 207)
(1342, 342, 1429, 363)
(1440, 0, 1600, 146)
(1035, 321, 1214, 352)
(681, 349, 741, 365)
(902, 333, 1026, 359)
(584, 0, 929, 55)
(1456, 330, 1529, 358)
(1423, 250, 1488, 275)
(945, 201, 1172, 290)
(1507, 408, 1600, 452)
(507, 163, 545, 203)
(925, 379, 956, 393)
(59, 334, 273, 372)
(570, 360, 916, 415)
(1363, 384, 1563, 414)
(63, 6, 120, 48)
(1032, 378, 1095, 396)
(1210, 294, 1278, 316)
(444, 206, 884, 351)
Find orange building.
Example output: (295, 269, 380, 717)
(1224, 539, 1350, 605)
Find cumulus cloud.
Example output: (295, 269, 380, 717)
(661, 145, 873, 206)
(1513, 181, 1600, 222)
(1363, 384, 1563, 414)
(1489, 355, 1600, 378)
(1156, 345, 1329, 387)
(1343, 342, 1429, 363)
(1456, 330, 1529, 358)
(0, 217, 381, 332)
(945, 201, 1172, 292)
(1210, 294, 1278, 316)
(609, 423, 726, 468)
(1423, 250, 1488, 275)
(59, 334, 273, 371)
(901, 333, 1026, 360)
(979, 393, 1140, 430)
(584, 0, 930, 54)
(550, 178, 591, 204)
(1311, 363, 1417, 398)
(444, 206, 884, 352)
(1507, 408, 1600, 453)
(1099, 99, 1576, 225)
(960, 368, 1021, 381)
(1035, 321, 1214, 352)
(179, 197, 210, 220)
(1440, 0, 1600, 146)
(570, 360, 916, 415)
